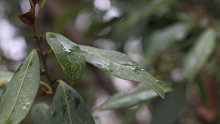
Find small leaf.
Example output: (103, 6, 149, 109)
(184, 28, 216, 81)
(0, 70, 14, 79)
(0, 50, 40, 124)
(31, 103, 50, 124)
(122, 104, 143, 124)
(79, 45, 165, 98)
(46, 32, 86, 85)
(50, 80, 95, 124)
(18, 12, 35, 26)
(36, 0, 47, 20)
(94, 82, 172, 111)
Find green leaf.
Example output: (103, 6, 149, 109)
(31, 103, 50, 124)
(0, 70, 14, 79)
(50, 80, 95, 124)
(79, 45, 165, 98)
(46, 32, 86, 85)
(93, 117, 101, 124)
(94, 82, 172, 111)
(144, 23, 190, 66)
(0, 50, 40, 124)
(184, 28, 216, 81)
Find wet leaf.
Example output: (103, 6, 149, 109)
(0, 50, 40, 124)
(79, 45, 165, 98)
(46, 32, 86, 85)
(50, 80, 95, 124)
(31, 103, 50, 124)
(18, 12, 35, 26)
(94, 82, 172, 111)
(184, 28, 216, 81)
(144, 23, 190, 66)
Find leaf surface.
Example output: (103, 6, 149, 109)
(184, 28, 216, 81)
(31, 102, 50, 124)
(46, 32, 86, 85)
(0, 50, 40, 124)
(79, 45, 165, 98)
(50, 80, 95, 124)
(95, 83, 172, 111)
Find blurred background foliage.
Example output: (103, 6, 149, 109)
(0, 0, 220, 124)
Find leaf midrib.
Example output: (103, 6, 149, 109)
(61, 82, 72, 124)
(4, 51, 35, 123)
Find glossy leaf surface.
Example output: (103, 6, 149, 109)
(95, 83, 172, 111)
(79, 45, 165, 98)
(184, 28, 216, 81)
(50, 80, 95, 124)
(46, 32, 86, 85)
(0, 50, 40, 124)
(31, 103, 50, 124)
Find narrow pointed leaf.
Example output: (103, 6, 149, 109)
(31, 103, 50, 124)
(79, 45, 165, 98)
(0, 50, 40, 124)
(94, 83, 172, 111)
(46, 32, 86, 85)
(50, 80, 95, 124)
(36, 0, 47, 19)
(184, 28, 216, 81)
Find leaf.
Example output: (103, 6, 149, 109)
(79, 45, 165, 98)
(94, 82, 172, 111)
(0, 50, 40, 124)
(93, 117, 101, 124)
(144, 23, 190, 66)
(0, 70, 14, 79)
(46, 32, 86, 85)
(183, 28, 216, 81)
(36, 0, 47, 19)
(31, 102, 50, 124)
(50, 80, 95, 124)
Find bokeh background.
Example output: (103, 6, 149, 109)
(0, 0, 220, 124)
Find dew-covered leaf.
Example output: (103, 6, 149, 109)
(31, 102, 50, 124)
(79, 45, 165, 98)
(94, 82, 172, 111)
(0, 50, 40, 124)
(184, 28, 216, 81)
(50, 80, 95, 124)
(46, 32, 86, 85)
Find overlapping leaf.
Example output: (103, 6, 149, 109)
(94, 82, 172, 111)
(184, 28, 216, 81)
(0, 50, 40, 124)
(46, 32, 86, 85)
(31, 103, 50, 124)
(0, 70, 14, 89)
(50, 80, 95, 124)
(79, 45, 165, 98)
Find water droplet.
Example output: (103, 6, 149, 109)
(51, 108, 57, 118)
(22, 102, 30, 110)
(156, 80, 162, 85)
